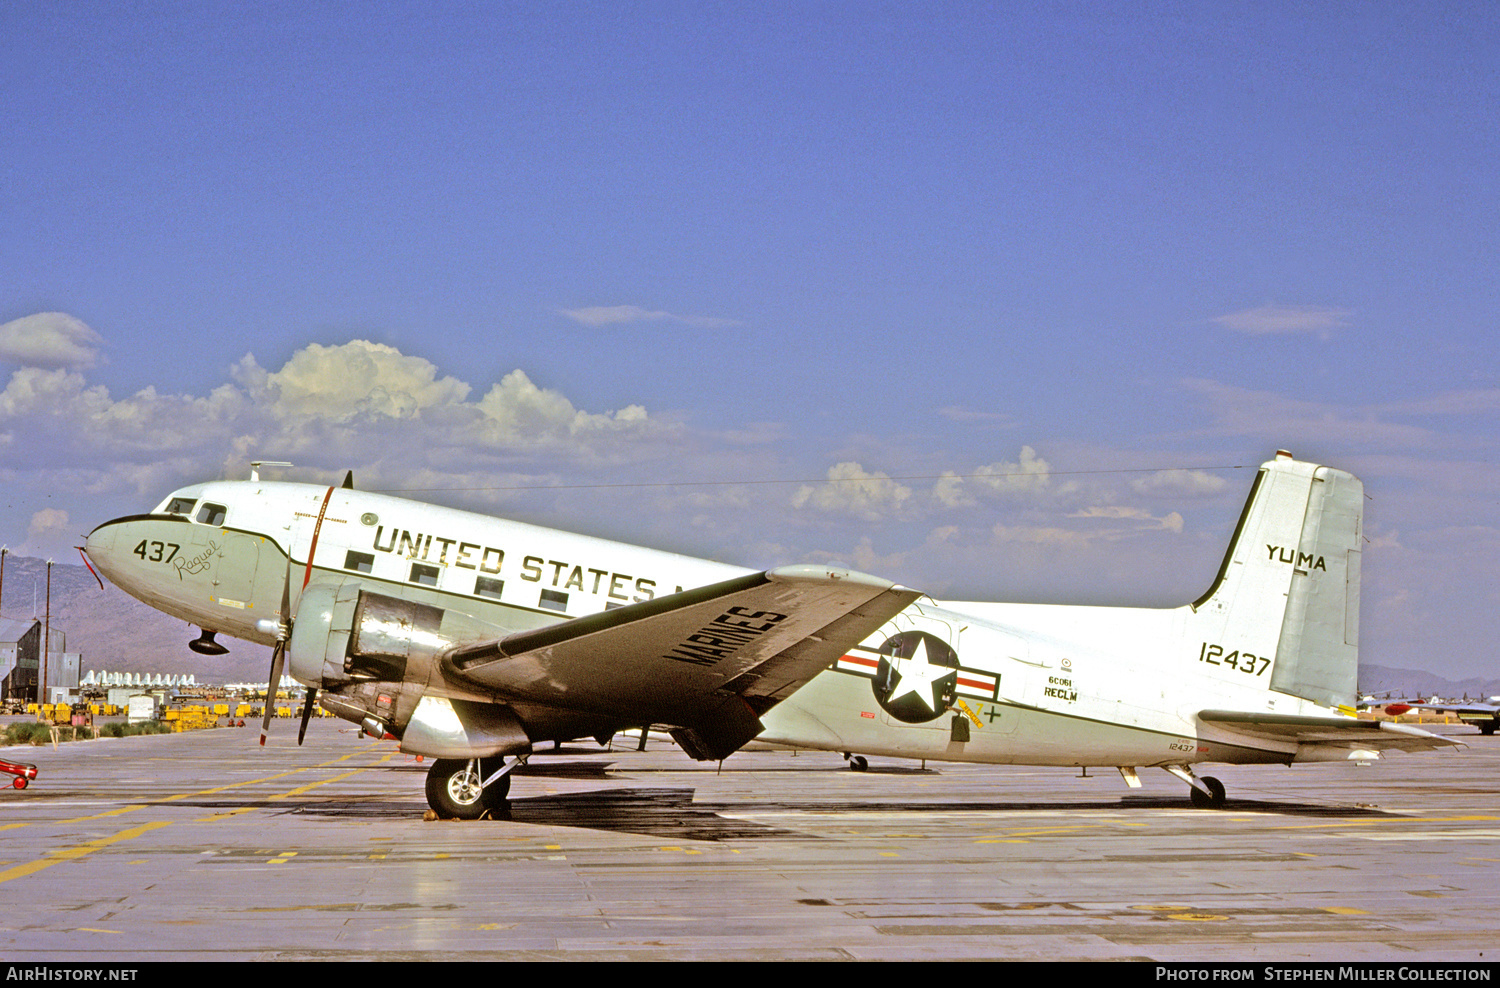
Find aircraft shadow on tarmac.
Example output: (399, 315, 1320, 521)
(271, 787, 811, 841)
(167, 783, 1400, 842)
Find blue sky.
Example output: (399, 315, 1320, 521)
(2, 2, 1497, 680)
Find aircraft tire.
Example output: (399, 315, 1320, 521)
(849, 755, 868, 772)
(1480, 723, 1496, 736)
(1189, 776, 1226, 808)
(425, 758, 511, 819)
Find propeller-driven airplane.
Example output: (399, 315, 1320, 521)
(83, 451, 1460, 818)
(1380, 697, 1500, 736)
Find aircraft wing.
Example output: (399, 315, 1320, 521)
(1397, 700, 1500, 734)
(1197, 709, 1464, 753)
(1405, 701, 1499, 718)
(445, 564, 921, 760)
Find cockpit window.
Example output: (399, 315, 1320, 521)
(165, 497, 197, 516)
(196, 503, 227, 526)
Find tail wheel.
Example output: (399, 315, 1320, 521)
(425, 757, 511, 819)
(1189, 775, 1226, 808)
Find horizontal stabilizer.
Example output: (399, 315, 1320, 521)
(1199, 709, 1463, 753)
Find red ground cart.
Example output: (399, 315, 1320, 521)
(0, 755, 38, 789)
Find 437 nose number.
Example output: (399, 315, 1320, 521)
(132, 540, 180, 564)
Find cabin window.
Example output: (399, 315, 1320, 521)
(166, 497, 196, 516)
(475, 576, 504, 601)
(344, 551, 374, 574)
(409, 563, 439, 587)
(539, 589, 568, 612)
(196, 503, 227, 526)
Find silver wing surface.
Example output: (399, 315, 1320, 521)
(446, 564, 921, 759)
(1406, 701, 1499, 717)
(1198, 709, 1463, 753)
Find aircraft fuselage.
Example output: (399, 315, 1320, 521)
(85, 467, 1368, 777)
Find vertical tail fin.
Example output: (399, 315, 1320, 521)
(1190, 452, 1363, 708)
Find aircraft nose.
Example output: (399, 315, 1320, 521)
(84, 518, 129, 584)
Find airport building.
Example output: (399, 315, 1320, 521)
(0, 618, 78, 703)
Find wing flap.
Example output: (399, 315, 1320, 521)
(447, 564, 921, 758)
(1198, 709, 1464, 753)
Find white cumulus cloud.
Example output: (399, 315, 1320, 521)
(1130, 468, 1229, 497)
(246, 340, 471, 422)
(792, 462, 913, 521)
(934, 446, 1069, 506)
(0, 312, 105, 370)
(28, 508, 69, 538)
(0, 338, 674, 503)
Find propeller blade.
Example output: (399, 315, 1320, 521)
(280, 550, 293, 618)
(297, 688, 317, 745)
(259, 639, 285, 747)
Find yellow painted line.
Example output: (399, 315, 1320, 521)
(1323, 907, 1368, 915)
(268, 767, 372, 799)
(975, 824, 1108, 842)
(0, 804, 150, 831)
(151, 749, 390, 803)
(1273, 814, 1499, 831)
(0, 820, 173, 885)
(60, 805, 149, 823)
(0, 751, 393, 884)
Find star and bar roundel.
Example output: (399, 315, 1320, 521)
(836, 630, 999, 724)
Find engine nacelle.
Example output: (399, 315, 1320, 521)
(286, 581, 532, 757)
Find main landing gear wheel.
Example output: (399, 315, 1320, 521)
(424, 757, 511, 819)
(842, 752, 868, 772)
(1189, 775, 1227, 808)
